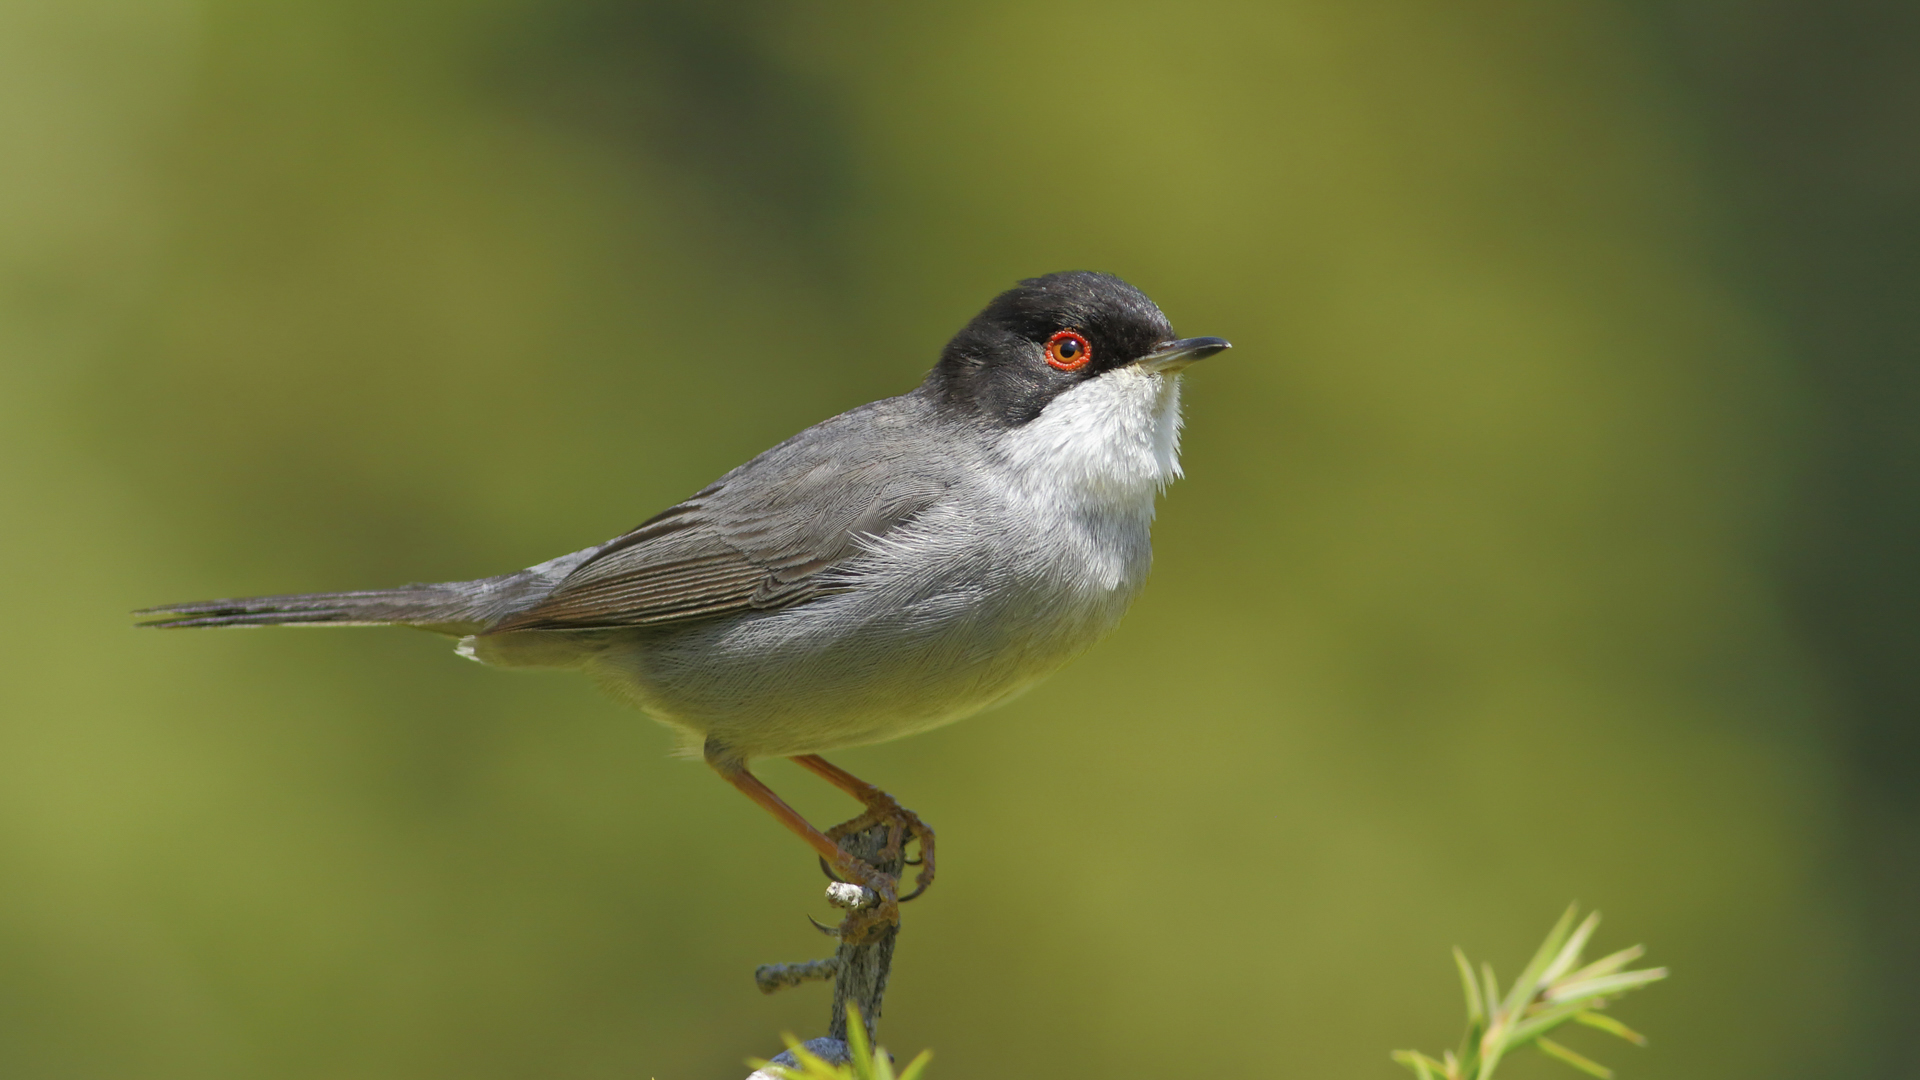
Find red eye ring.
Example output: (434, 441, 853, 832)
(1044, 330, 1093, 372)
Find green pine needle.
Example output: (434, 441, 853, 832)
(1454, 948, 1485, 1028)
(1536, 1037, 1612, 1079)
(1393, 1050, 1447, 1080)
(1573, 1009, 1647, 1047)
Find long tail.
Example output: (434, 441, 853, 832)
(134, 580, 509, 635)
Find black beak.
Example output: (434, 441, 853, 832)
(1136, 336, 1232, 374)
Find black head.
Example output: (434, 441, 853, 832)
(923, 271, 1229, 425)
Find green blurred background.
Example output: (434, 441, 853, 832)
(3, 1, 1915, 1077)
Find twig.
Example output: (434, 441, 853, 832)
(747, 821, 903, 1076)
(754, 957, 840, 994)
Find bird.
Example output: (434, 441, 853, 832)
(136, 271, 1231, 942)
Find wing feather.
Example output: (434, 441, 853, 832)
(485, 401, 954, 633)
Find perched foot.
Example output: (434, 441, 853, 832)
(821, 848, 899, 946)
(812, 839, 903, 944)
(705, 740, 932, 944)
(794, 754, 937, 904)
(822, 800, 935, 902)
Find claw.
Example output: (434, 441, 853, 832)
(836, 903, 898, 946)
(807, 914, 842, 938)
(818, 855, 848, 883)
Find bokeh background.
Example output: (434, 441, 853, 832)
(2, 2, 1915, 1077)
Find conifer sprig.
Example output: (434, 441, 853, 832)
(1393, 905, 1667, 1080)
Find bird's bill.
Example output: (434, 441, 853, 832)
(1136, 336, 1232, 374)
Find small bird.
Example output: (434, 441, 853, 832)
(138, 271, 1230, 941)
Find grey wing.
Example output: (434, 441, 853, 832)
(485, 438, 950, 633)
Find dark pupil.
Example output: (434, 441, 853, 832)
(1058, 338, 1080, 357)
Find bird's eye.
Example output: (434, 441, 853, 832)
(1044, 330, 1093, 372)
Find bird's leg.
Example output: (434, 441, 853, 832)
(791, 754, 936, 903)
(705, 743, 899, 944)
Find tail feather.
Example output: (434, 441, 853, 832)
(134, 581, 501, 634)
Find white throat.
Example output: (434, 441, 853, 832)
(1000, 366, 1184, 508)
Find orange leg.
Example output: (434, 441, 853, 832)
(706, 744, 902, 943)
(713, 758, 850, 867)
(792, 754, 936, 902)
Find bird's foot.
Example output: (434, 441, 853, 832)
(821, 793, 936, 903)
(807, 795, 935, 944)
(819, 849, 899, 946)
